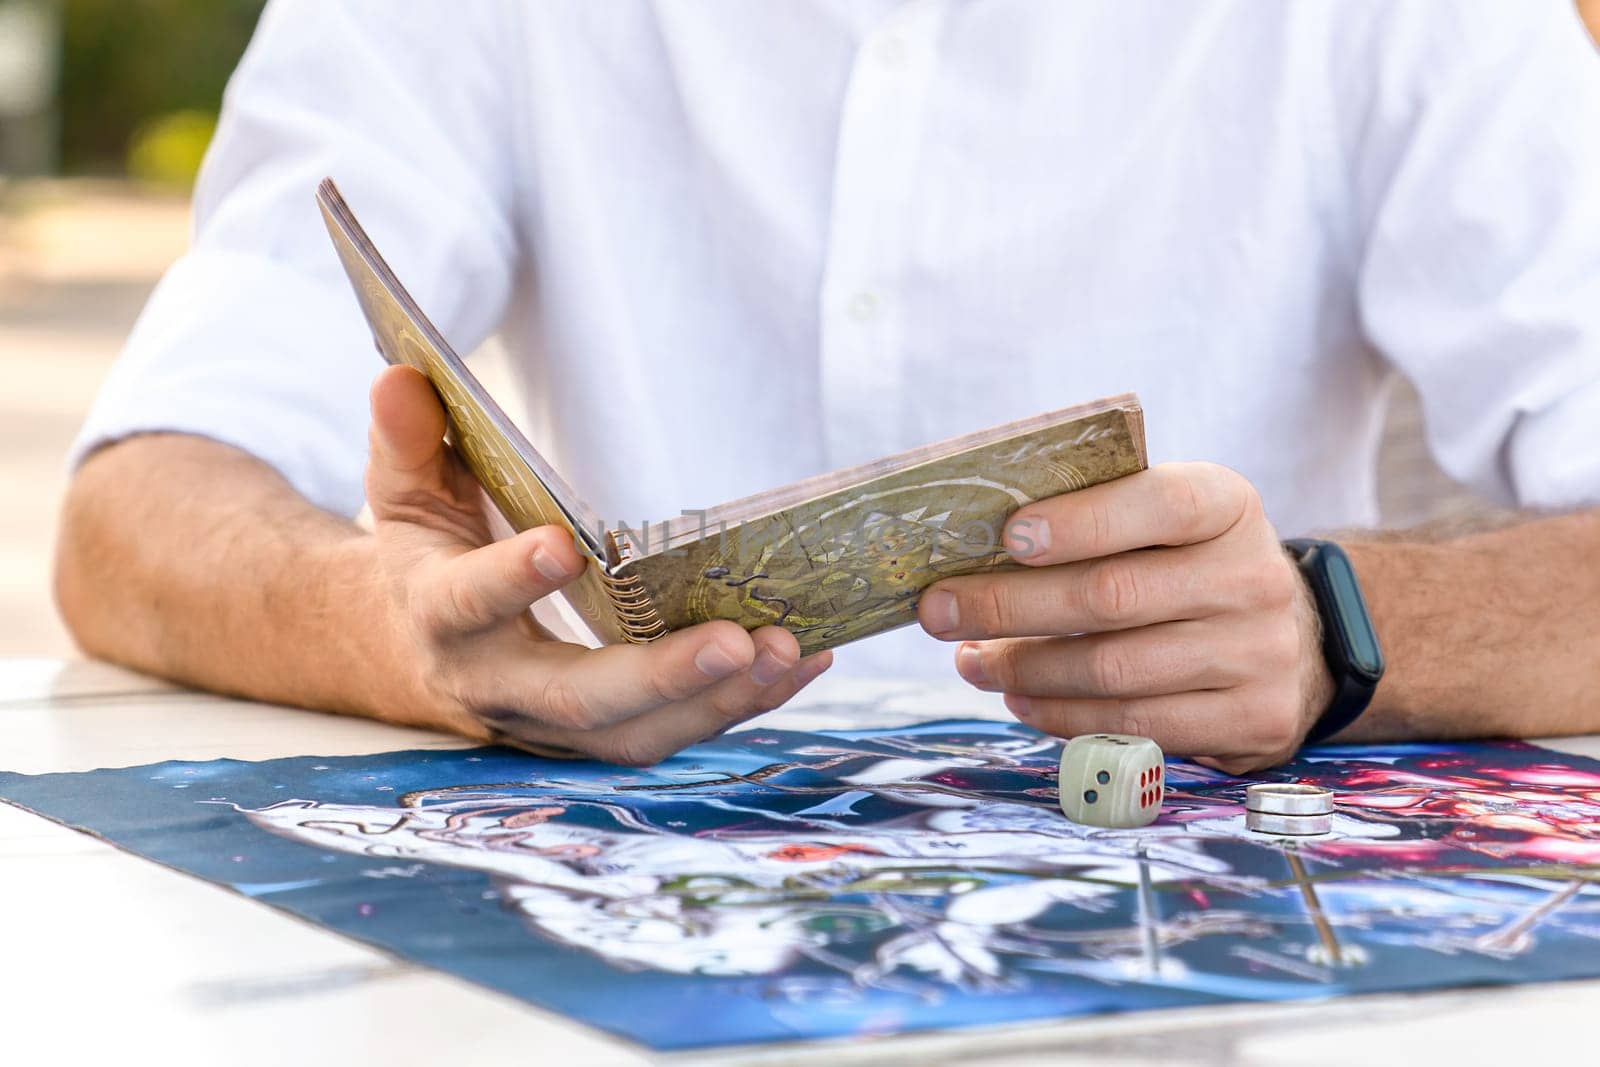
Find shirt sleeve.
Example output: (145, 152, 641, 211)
(1353, 0, 1600, 511)
(69, 0, 522, 517)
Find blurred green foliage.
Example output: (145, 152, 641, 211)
(59, 0, 265, 179)
(126, 107, 215, 187)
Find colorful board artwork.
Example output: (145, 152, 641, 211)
(5, 720, 1600, 1050)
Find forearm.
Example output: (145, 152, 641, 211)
(54, 434, 459, 731)
(1340, 509, 1600, 741)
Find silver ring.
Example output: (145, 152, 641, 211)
(1246, 783, 1334, 816)
(1246, 810, 1333, 835)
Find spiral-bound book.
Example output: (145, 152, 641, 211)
(317, 179, 1147, 653)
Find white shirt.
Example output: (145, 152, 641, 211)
(73, 0, 1600, 679)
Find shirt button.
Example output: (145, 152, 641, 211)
(876, 36, 907, 69)
(848, 291, 880, 321)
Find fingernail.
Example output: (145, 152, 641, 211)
(787, 652, 833, 688)
(798, 654, 833, 683)
(531, 545, 576, 581)
(921, 589, 959, 635)
(1005, 517, 1051, 560)
(956, 642, 990, 687)
(694, 642, 743, 679)
(750, 648, 790, 687)
(1009, 696, 1036, 720)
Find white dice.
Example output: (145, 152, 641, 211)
(1058, 734, 1166, 828)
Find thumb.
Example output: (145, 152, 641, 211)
(366, 364, 451, 516)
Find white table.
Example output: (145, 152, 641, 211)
(3, 657, 1596, 1066)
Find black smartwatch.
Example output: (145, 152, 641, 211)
(1283, 539, 1385, 745)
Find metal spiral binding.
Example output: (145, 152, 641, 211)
(598, 532, 668, 643)
(599, 571, 669, 643)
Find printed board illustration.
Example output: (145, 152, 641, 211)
(4, 720, 1600, 1050)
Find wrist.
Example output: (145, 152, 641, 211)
(1293, 571, 1338, 741)
(1333, 541, 1413, 736)
(313, 537, 428, 718)
(323, 535, 496, 740)
(1285, 539, 1384, 744)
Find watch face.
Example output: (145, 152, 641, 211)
(1325, 549, 1385, 681)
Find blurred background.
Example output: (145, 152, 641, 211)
(2, 0, 264, 656)
(1, 1, 1595, 659)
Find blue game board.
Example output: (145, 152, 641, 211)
(5, 720, 1600, 1050)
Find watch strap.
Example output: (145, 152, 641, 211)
(1284, 539, 1384, 745)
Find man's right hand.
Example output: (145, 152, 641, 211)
(365, 365, 833, 765)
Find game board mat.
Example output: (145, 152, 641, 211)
(4, 720, 1600, 1051)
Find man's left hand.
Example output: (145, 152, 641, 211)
(917, 462, 1334, 773)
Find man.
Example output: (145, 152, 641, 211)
(55, 2, 1600, 773)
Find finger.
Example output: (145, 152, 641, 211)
(1006, 687, 1304, 766)
(366, 365, 452, 515)
(506, 620, 761, 731)
(1192, 755, 1269, 776)
(1005, 689, 1244, 757)
(578, 642, 834, 766)
(1193, 750, 1300, 775)
(1001, 462, 1253, 567)
(487, 632, 830, 766)
(741, 623, 806, 689)
(954, 621, 1243, 699)
(920, 542, 1243, 640)
(416, 524, 590, 635)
